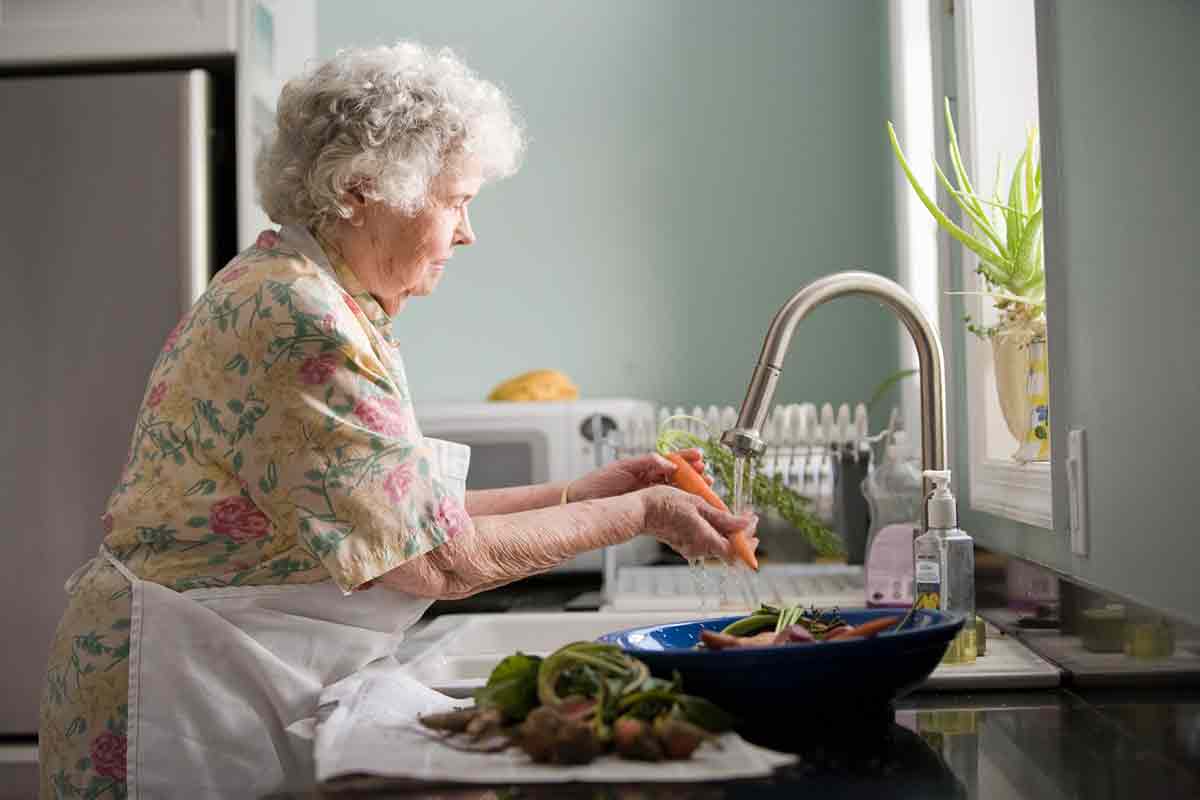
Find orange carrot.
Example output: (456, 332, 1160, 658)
(828, 616, 902, 641)
(822, 624, 855, 641)
(663, 452, 759, 571)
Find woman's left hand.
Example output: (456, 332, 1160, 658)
(566, 448, 712, 503)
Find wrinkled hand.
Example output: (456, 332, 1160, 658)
(568, 448, 711, 503)
(639, 485, 759, 562)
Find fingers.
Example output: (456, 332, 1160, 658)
(644, 487, 733, 561)
(697, 502, 758, 537)
(659, 448, 712, 484)
(649, 452, 674, 472)
(678, 447, 706, 471)
(639, 452, 676, 484)
(684, 500, 756, 562)
(636, 451, 704, 487)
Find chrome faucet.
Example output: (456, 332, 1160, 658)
(720, 270, 947, 530)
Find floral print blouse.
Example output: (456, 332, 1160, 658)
(101, 229, 468, 593)
(40, 229, 469, 798)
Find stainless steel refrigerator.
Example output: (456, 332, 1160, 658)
(0, 65, 236, 736)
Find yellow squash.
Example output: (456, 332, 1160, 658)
(487, 369, 579, 402)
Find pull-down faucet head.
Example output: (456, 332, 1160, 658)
(720, 270, 947, 527)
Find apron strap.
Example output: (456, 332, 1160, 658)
(100, 545, 139, 585)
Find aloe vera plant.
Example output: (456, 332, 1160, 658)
(888, 98, 1045, 340)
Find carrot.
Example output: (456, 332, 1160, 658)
(663, 452, 759, 571)
(822, 625, 855, 640)
(828, 616, 902, 641)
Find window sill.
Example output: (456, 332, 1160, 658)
(969, 458, 1053, 529)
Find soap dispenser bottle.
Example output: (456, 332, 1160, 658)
(914, 469, 977, 664)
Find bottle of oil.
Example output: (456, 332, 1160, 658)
(916, 470, 976, 664)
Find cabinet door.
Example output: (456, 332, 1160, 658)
(0, 70, 210, 734)
(0, 0, 236, 65)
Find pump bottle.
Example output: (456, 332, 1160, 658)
(913, 470, 976, 664)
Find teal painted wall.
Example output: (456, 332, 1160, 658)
(316, 0, 899, 408)
(959, 0, 1200, 624)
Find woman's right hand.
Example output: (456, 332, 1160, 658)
(638, 485, 759, 562)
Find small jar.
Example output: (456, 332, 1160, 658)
(1081, 604, 1126, 653)
(1124, 616, 1175, 660)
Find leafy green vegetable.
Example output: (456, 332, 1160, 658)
(676, 695, 736, 733)
(615, 688, 680, 721)
(729, 603, 846, 638)
(537, 643, 649, 712)
(432, 641, 737, 765)
(719, 613, 778, 636)
(473, 652, 542, 722)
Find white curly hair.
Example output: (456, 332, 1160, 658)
(256, 41, 525, 231)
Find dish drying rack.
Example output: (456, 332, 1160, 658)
(586, 402, 893, 611)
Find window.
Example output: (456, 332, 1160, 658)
(890, 0, 1051, 528)
(952, 0, 1052, 528)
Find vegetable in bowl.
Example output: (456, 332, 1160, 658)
(697, 604, 905, 650)
(598, 607, 965, 730)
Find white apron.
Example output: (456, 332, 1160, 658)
(106, 228, 471, 797)
(103, 436, 468, 798)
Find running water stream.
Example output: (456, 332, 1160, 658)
(731, 455, 762, 610)
(683, 440, 761, 611)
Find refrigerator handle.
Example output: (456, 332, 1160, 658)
(180, 69, 211, 312)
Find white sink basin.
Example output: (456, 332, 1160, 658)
(394, 611, 725, 697)
(393, 611, 1062, 697)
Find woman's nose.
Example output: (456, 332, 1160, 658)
(455, 208, 476, 246)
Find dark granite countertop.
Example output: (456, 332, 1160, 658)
(273, 687, 1200, 799)
(270, 553, 1200, 798)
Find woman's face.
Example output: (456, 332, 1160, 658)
(341, 157, 483, 314)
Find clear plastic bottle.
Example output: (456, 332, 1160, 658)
(861, 431, 923, 607)
(919, 470, 977, 664)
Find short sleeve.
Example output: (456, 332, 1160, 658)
(210, 256, 466, 592)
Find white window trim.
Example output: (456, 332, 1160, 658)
(887, 0, 940, 445)
(954, 0, 1053, 530)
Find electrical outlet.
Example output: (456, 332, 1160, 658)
(1067, 428, 1089, 556)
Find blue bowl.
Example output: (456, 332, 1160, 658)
(597, 608, 964, 723)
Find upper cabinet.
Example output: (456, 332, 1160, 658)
(0, 0, 239, 65)
(0, 0, 316, 249)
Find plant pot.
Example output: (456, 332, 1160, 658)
(991, 325, 1051, 463)
(1013, 340, 1050, 463)
(990, 337, 1033, 443)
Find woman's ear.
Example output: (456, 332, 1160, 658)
(342, 180, 371, 227)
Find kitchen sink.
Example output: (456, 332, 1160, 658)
(394, 611, 726, 697)
(393, 611, 1062, 697)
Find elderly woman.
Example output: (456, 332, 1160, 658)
(39, 42, 756, 798)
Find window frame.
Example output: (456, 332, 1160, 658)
(951, 0, 1053, 529)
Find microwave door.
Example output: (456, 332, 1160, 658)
(436, 429, 552, 490)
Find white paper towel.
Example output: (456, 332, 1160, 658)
(314, 660, 795, 785)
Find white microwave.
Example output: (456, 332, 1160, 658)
(414, 398, 662, 572)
